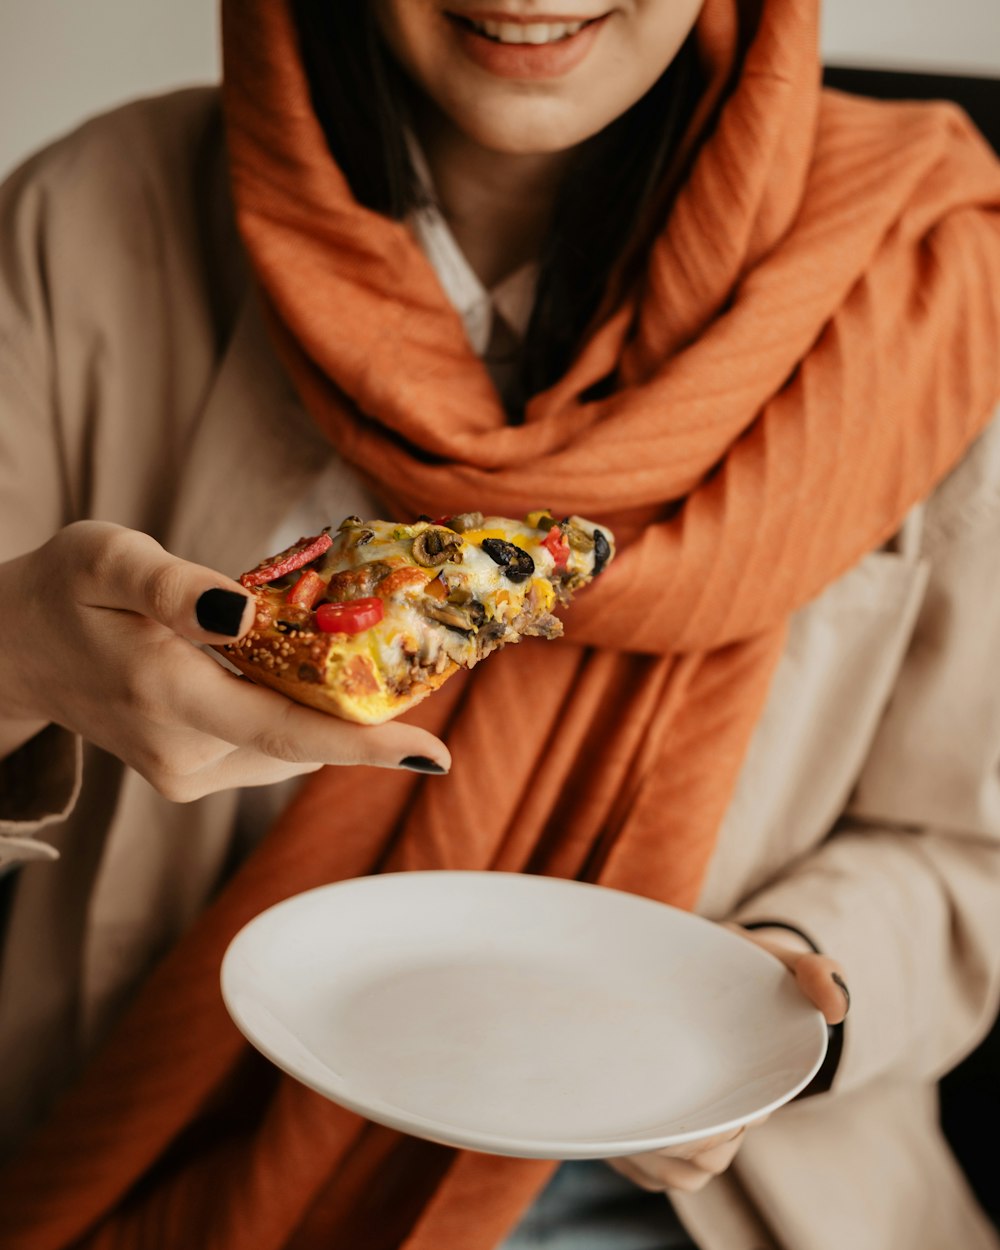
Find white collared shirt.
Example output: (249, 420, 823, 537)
(406, 133, 538, 407)
(408, 192, 538, 355)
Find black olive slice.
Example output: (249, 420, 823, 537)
(593, 529, 611, 575)
(481, 538, 535, 583)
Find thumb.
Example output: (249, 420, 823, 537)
(77, 522, 256, 644)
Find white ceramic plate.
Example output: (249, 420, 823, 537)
(221, 871, 828, 1159)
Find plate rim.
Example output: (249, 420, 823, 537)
(220, 871, 829, 1159)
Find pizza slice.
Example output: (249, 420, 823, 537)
(218, 511, 615, 724)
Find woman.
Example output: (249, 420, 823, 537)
(0, 1, 998, 1247)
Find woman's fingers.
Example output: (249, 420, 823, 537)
(1, 523, 451, 801)
(94, 525, 455, 773)
(198, 751, 324, 795)
(149, 747, 325, 804)
(795, 955, 850, 1025)
(54, 522, 452, 776)
(97, 653, 451, 799)
(647, 1127, 744, 1162)
(178, 651, 452, 773)
(70, 521, 257, 643)
(682, 1129, 746, 1174)
(728, 924, 851, 1025)
(610, 1128, 748, 1193)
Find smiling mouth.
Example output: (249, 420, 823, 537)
(446, 13, 601, 45)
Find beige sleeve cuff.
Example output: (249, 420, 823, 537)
(0, 725, 82, 863)
(729, 821, 1000, 1095)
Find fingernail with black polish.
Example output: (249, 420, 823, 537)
(399, 756, 448, 775)
(196, 588, 250, 636)
(831, 972, 851, 1014)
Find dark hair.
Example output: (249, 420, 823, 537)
(291, 1, 703, 415)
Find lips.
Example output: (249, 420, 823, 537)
(445, 9, 610, 78)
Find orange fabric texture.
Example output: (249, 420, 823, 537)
(3, 0, 1000, 1247)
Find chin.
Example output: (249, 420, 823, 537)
(453, 101, 598, 156)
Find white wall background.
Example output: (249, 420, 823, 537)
(0, 0, 218, 178)
(822, 1, 1000, 77)
(0, 0, 998, 179)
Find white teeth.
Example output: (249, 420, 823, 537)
(523, 23, 554, 43)
(472, 18, 587, 44)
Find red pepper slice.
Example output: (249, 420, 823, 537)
(541, 527, 570, 571)
(241, 533, 333, 588)
(286, 569, 326, 610)
(315, 597, 385, 635)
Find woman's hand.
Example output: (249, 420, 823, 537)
(608, 1121, 763, 1195)
(608, 924, 850, 1194)
(0, 522, 451, 799)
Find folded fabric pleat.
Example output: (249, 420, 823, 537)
(2, 0, 998, 1246)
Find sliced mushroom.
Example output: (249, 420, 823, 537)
(448, 511, 484, 533)
(477, 619, 508, 645)
(520, 613, 563, 640)
(421, 597, 485, 634)
(412, 526, 463, 567)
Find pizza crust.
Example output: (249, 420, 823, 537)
(218, 514, 614, 725)
(221, 624, 458, 725)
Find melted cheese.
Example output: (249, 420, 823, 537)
(275, 515, 611, 689)
(236, 512, 616, 724)
(531, 577, 556, 614)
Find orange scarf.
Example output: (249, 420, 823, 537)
(3, 1, 1000, 1247)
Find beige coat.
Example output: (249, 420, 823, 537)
(1, 89, 999, 1250)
